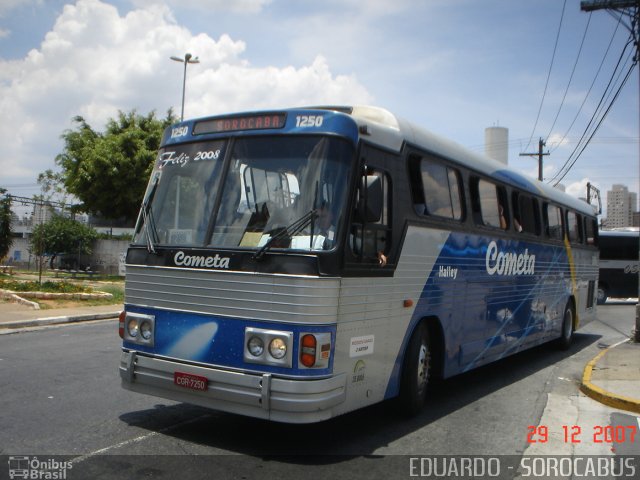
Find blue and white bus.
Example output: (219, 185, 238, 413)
(119, 106, 599, 423)
(597, 229, 639, 303)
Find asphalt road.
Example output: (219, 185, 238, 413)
(0, 302, 637, 479)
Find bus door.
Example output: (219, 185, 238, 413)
(339, 145, 399, 399)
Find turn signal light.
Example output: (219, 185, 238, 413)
(300, 334, 317, 367)
(118, 311, 126, 339)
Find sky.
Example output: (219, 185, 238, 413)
(1, 0, 638, 219)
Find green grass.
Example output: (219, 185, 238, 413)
(0, 279, 91, 293)
(0, 277, 124, 307)
(92, 283, 124, 303)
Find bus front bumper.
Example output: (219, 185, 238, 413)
(119, 350, 347, 423)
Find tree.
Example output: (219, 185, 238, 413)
(53, 109, 176, 223)
(30, 214, 98, 270)
(0, 189, 12, 263)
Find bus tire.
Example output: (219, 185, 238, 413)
(398, 323, 430, 416)
(556, 301, 574, 350)
(596, 286, 608, 305)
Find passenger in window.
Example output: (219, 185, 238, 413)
(514, 216, 523, 232)
(498, 204, 507, 230)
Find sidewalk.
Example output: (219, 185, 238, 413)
(580, 339, 640, 415)
(0, 300, 121, 331)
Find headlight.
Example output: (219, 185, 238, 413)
(140, 320, 152, 340)
(122, 313, 155, 346)
(247, 336, 264, 357)
(244, 328, 293, 367)
(127, 319, 139, 337)
(269, 338, 287, 359)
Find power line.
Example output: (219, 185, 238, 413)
(524, 0, 567, 152)
(549, 14, 623, 152)
(552, 57, 636, 185)
(548, 33, 635, 183)
(544, 13, 592, 143)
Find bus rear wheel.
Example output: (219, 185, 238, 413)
(398, 323, 430, 416)
(596, 286, 608, 305)
(556, 302, 574, 350)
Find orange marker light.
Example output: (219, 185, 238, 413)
(300, 334, 317, 367)
(118, 311, 126, 339)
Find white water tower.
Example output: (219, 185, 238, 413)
(485, 126, 508, 165)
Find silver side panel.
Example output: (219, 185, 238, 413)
(125, 266, 340, 324)
(332, 228, 443, 412)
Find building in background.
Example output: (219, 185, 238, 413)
(31, 202, 55, 226)
(484, 126, 508, 165)
(604, 184, 638, 229)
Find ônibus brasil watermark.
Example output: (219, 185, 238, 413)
(8, 456, 72, 480)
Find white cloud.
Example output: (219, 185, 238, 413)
(0, 28, 9, 38)
(546, 133, 570, 150)
(0, 0, 371, 185)
(130, 0, 271, 14)
(565, 178, 592, 204)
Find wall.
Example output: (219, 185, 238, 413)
(4, 237, 130, 276)
(92, 239, 130, 276)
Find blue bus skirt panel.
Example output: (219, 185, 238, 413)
(122, 306, 336, 377)
(120, 308, 344, 423)
(384, 231, 573, 400)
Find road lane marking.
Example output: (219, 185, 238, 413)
(72, 412, 214, 463)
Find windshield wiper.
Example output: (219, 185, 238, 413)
(252, 209, 318, 261)
(140, 178, 160, 254)
(142, 205, 158, 254)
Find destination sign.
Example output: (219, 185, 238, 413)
(194, 113, 286, 135)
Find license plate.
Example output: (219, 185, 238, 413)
(174, 371, 208, 392)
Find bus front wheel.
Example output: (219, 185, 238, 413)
(398, 323, 430, 416)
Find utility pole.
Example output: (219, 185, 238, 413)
(581, 0, 640, 342)
(519, 138, 549, 181)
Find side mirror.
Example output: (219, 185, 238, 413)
(357, 175, 383, 223)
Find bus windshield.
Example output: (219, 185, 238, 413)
(133, 135, 354, 252)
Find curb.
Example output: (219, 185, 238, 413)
(579, 339, 640, 414)
(0, 290, 40, 310)
(0, 311, 120, 330)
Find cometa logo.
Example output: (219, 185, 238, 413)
(174, 251, 230, 269)
(485, 240, 535, 276)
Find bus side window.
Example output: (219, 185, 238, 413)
(351, 169, 392, 265)
(512, 192, 541, 235)
(585, 217, 597, 246)
(567, 211, 583, 244)
(544, 204, 564, 241)
(475, 178, 508, 230)
(417, 158, 463, 220)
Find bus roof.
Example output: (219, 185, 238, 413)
(331, 105, 598, 217)
(168, 105, 598, 217)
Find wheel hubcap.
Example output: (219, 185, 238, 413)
(416, 343, 428, 391)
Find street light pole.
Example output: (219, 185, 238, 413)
(170, 53, 200, 121)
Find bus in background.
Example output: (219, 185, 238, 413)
(597, 228, 639, 304)
(119, 106, 599, 423)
